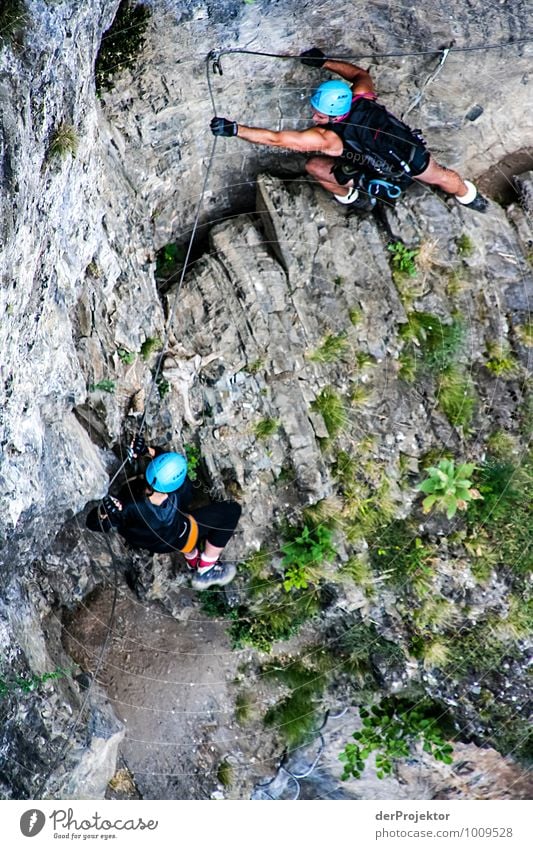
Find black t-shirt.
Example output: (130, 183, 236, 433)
(86, 478, 193, 554)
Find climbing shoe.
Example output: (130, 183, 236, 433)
(190, 560, 237, 590)
(461, 193, 489, 213)
(456, 180, 488, 213)
(333, 186, 360, 205)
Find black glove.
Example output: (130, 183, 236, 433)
(210, 116, 238, 137)
(101, 495, 122, 520)
(300, 47, 327, 68)
(127, 434, 148, 462)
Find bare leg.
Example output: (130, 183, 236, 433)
(415, 156, 468, 196)
(305, 155, 353, 197)
(202, 542, 224, 562)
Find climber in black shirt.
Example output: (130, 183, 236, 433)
(210, 47, 488, 212)
(86, 437, 241, 590)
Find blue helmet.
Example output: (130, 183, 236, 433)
(310, 80, 352, 116)
(145, 452, 187, 493)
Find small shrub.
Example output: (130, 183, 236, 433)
(387, 241, 419, 277)
(340, 698, 453, 780)
(263, 661, 325, 747)
(308, 332, 349, 364)
(253, 417, 279, 440)
(95, 1, 151, 93)
(89, 379, 116, 393)
(417, 459, 482, 519)
(245, 358, 265, 375)
(515, 321, 533, 346)
(370, 522, 436, 596)
(48, 123, 78, 159)
(235, 691, 254, 725)
(310, 386, 348, 439)
(140, 337, 162, 360)
(348, 307, 363, 325)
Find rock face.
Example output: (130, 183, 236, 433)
(0, 1, 532, 799)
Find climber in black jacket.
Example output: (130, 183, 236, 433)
(210, 47, 488, 212)
(86, 437, 241, 590)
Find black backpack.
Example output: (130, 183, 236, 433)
(340, 97, 426, 181)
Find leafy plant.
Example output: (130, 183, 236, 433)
(253, 417, 279, 440)
(310, 386, 348, 439)
(48, 122, 78, 159)
(184, 442, 201, 482)
(387, 241, 419, 277)
(89, 379, 116, 393)
(117, 347, 136, 365)
(339, 698, 453, 780)
(140, 336, 162, 360)
(281, 522, 337, 591)
(308, 332, 349, 364)
(95, 1, 151, 93)
(417, 459, 482, 519)
(0, 667, 70, 698)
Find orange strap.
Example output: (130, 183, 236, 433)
(180, 515, 199, 553)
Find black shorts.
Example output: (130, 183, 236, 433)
(331, 144, 430, 184)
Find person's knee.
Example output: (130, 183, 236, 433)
(305, 156, 322, 178)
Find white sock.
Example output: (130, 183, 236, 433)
(456, 180, 477, 205)
(334, 187, 359, 204)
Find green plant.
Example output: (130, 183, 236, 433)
(184, 442, 201, 482)
(437, 366, 476, 430)
(156, 376, 170, 398)
(253, 417, 279, 439)
(156, 242, 186, 280)
(308, 332, 349, 364)
(281, 522, 337, 592)
(117, 348, 136, 365)
(515, 320, 533, 346)
(310, 386, 348, 440)
(140, 336, 162, 360)
(417, 459, 481, 519)
(339, 698, 453, 780)
(235, 691, 254, 724)
(263, 661, 325, 747)
(348, 307, 362, 325)
(0, 667, 70, 698)
(371, 522, 436, 596)
(400, 312, 465, 373)
(48, 122, 78, 159)
(387, 241, 419, 277)
(216, 760, 234, 787)
(89, 379, 116, 393)
(484, 343, 519, 377)
(95, 1, 151, 93)
(456, 233, 474, 256)
(245, 358, 265, 375)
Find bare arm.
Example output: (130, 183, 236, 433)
(236, 124, 343, 155)
(323, 59, 375, 95)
